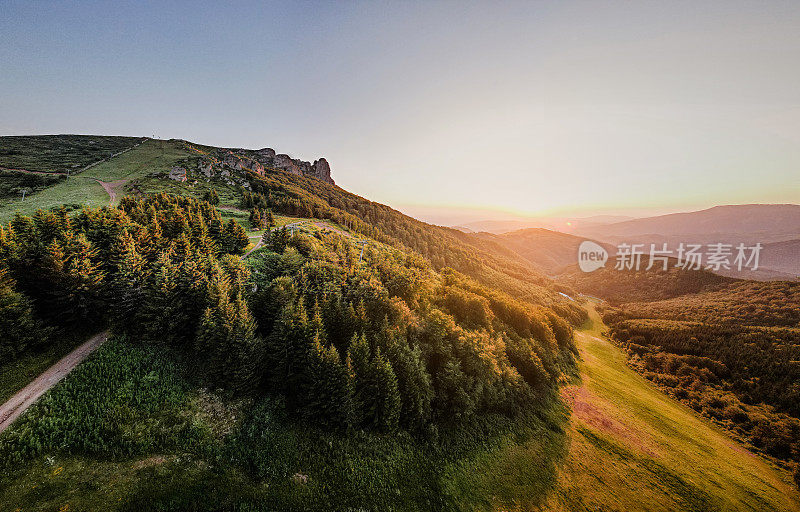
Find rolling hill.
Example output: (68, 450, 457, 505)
(1, 135, 798, 510)
(574, 204, 800, 243)
(568, 204, 800, 280)
(472, 228, 615, 274)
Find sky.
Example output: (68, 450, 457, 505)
(2, 0, 799, 225)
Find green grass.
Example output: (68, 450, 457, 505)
(538, 303, 800, 511)
(0, 178, 108, 224)
(0, 335, 571, 511)
(78, 139, 189, 182)
(0, 135, 144, 173)
(427, 303, 800, 511)
(0, 139, 194, 224)
(0, 331, 91, 404)
(1, 310, 797, 510)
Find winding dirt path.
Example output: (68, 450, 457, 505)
(94, 179, 128, 205)
(0, 331, 108, 435)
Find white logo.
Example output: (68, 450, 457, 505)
(578, 241, 608, 272)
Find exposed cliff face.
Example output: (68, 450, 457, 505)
(312, 158, 331, 182)
(253, 148, 334, 184)
(176, 141, 335, 188)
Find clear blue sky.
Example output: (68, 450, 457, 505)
(2, 0, 799, 224)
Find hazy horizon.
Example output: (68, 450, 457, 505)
(2, 1, 799, 221)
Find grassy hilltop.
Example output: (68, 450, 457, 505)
(0, 135, 797, 510)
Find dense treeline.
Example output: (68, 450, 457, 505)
(0, 194, 249, 364)
(619, 280, 800, 327)
(604, 290, 800, 465)
(0, 193, 577, 436)
(561, 263, 733, 304)
(236, 166, 585, 325)
(0, 169, 65, 198)
(247, 227, 576, 431)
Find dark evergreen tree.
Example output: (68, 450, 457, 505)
(0, 268, 48, 365)
(108, 230, 146, 334)
(203, 188, 220, 205)
(268, 227, 290, 252)
(305, 336, 353, 429)
(264, 209, 275, 228)
(249, 208, 263, 229)
(196, 290, 262, 392)
(221, 219, 249, 254)
(348, 334, 401, 432)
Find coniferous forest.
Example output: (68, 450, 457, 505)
(4, 2, 800, 508)
(0, 190, 580, 498)
(0, 137, 797, 510)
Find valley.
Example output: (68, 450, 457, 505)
(0, 135, 798, 510)
(0, 304, 796, 510)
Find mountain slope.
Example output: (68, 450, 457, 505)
(760, 238, 800, 278)
(576, 204, 800, 244)
(544, 306, 799, 511)
(1, 135, 797, 510)
(473, 228, 615, 274)
(1, 136, 583, 321)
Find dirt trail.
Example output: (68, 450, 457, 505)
(243, 239, 263, 258)
(0, 331, 108, 435)
(94, 179, 128, 204)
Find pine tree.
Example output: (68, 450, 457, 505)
(249, 208, 263, 230)
(348, 333, 371, 427)
(196, 290, 262, 392)
(260, 228, 271, 247)
(347, 334, 400, 431)
(109, 231, 146, 334)
(268, 227, 290, 252)
(385, 336, 433, 431)
(371, 349, 401, 432)
(305, 336, 353, 429)
(143, 252, 181, 344)
(0, 268, 48, 365)
(44, 234, 105, 327)
(221, 219, 249, 254)
(203, 188, 220, 205)
(267, 298, 314, 405)
(10, 213, 41, 261)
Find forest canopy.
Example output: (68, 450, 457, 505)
(0, 193, 578, 437)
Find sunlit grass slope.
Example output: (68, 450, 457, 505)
(0, 139, 192, 223)
(545, 304, 799, 511)
(445, 303, 799, 511)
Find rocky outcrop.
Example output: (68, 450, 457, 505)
(256, 148, 276, 159)
(311, 158, 332, 182)
(178, 141, 335, 186)
(251, 149, 335, 184)
(168, 166, 187, 182)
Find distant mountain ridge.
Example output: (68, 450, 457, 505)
(571, 204, 800, 280)
(575, 204, 800, 242)
(462, 205, 799, 281)
(458, 215, 635, 234)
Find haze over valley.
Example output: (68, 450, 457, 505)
(1, 1, 799, 510)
